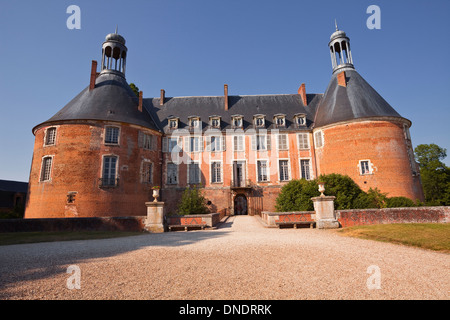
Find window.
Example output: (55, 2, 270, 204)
(298, 133, 310, 150)
(300, 159, 311, 180)
(167, 163, 178, 185)
(360, 160, 372, 175)
(210, 116, 221, 128)
(277, 134, 288, 150)
(45, 127, 57, 146)
(189, 116, 201, 129)
(141, 161, 153, 184)
(188, 162, 201, 184)
(254, 115, 265, 128)
(294, 114, 306, 127)
(211, 162, 222, 183)
(40, 156, 53, 182)
(232, 115, 243, 128)
(314, 131, 323, 148)
(257, 160, 268, 182)
(233, 135, 244, 152)
(252, 135, 270, 151)
(187, 136, 203, 153)
(274, 114, 286, 128)
(279, 160, 290, 181)
(101, 156, 118, 186)
(168, 118, 178, 129)
(105, 126, 120, 144)
(209, 136, 224, 152)
(139, 132, 154, 150)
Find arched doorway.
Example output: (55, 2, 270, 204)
(234, 194, 248, 215)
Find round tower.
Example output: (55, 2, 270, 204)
(25, 31, 162, 218)
(314, 25, 424, 201)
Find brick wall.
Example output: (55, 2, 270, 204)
(314, 119, 424, 201)
(337, 206, 449, 227)
(25, 121, 161, 218)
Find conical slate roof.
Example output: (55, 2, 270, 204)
(34, 72, 159, 132)
(314, 69, 404, 128)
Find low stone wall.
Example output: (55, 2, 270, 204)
(337, 206, 450, 227)
(262, 206, 449, 228)
(0, 216, 147, 233)
(166, 213, 220, 228)
(261, 211, 315, 227)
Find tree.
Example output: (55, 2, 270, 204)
(318, 173, 365, 209)
(414, 143, 450, 206)
(177, 185, 209, 215)
(129, 83, 140, 97)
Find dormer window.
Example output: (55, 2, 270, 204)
(209, 116, 221, 128)
(254, 114, 266, 128)
(294, 113, 307, 127)
(273, 114, 286, 128)
(231, 115, 243, 128)
(168, 117, 179, 130)
(188, 116, 201, 129)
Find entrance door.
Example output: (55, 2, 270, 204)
(234, 194, 248, 215)
(233, 161, 246, 187)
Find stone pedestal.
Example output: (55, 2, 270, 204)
(311, 196, 340, 229)
(145, 202, 165, 233)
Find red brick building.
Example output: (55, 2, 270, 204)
(24, 27, 423, 218)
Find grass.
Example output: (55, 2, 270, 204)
(338, 223, 450, 253)
(0, 231, 144, 246)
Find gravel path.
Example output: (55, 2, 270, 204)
(0, 216, 448, 300)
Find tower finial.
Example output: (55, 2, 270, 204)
(335, 19, 338, 31)
(115, 25, 118, 34)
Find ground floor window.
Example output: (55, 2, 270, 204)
(279, 160, 290, 181)
(300, 159, 311, 180)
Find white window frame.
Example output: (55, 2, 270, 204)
(44, 127, 57, 146)
(257, 160, 269, 182)
(297, 133, 310, 150)
(211, 161, 223, 184)
(314, 130, 324, 148)
(232, 116, 243, 128)
(101, 155, 119, 186)
(168, 118, 178, 129)
(252, 134, 270, 151)
(359, 160, 373, 175)
(139, 132, 154, 150)
(278, 159, 290, 182)
(277, 134, 288, 150)
(207, 135, 225, 152)
(104, 126, 120, 145)
(188, 161, 201, 184)
(186, 136, 203, 153)
(294, 115, 306, 127)
(210, 116, 221, 128)
(233, 135, 245, 152)
(300, 158, 312, 180)
(254, 115, 265, 128)
(39, 155, 54, 182)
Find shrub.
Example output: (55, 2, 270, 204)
(318, 174, 365, 209)
(177, 185, 209, 215)
(275, 179, 319, 212)
(386, 196, 416, 208)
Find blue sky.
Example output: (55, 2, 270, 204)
(0, 0, 449, 182)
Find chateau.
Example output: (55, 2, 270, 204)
(24, 26, 424, 219)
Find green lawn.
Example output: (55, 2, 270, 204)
(0, 231, 144, 246)
(338, 223, 450, 253)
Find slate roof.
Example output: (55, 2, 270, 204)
(0, 180, 28, 193)
(145, 93, 322, 133)
(314, 69, 404, 127)
(34, 72, 159, 132)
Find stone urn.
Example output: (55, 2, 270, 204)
(152, 187, 160, 202)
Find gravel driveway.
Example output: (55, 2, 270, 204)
(0, 216, 448, 300)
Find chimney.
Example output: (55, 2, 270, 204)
(89, 60, 98, 91)
(138, 91, 143, 112)
(337, 71, 347, 87)
(298, 83, 307, 106)
(224, 84, 229, 111)
(160, 89, 165, 106)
